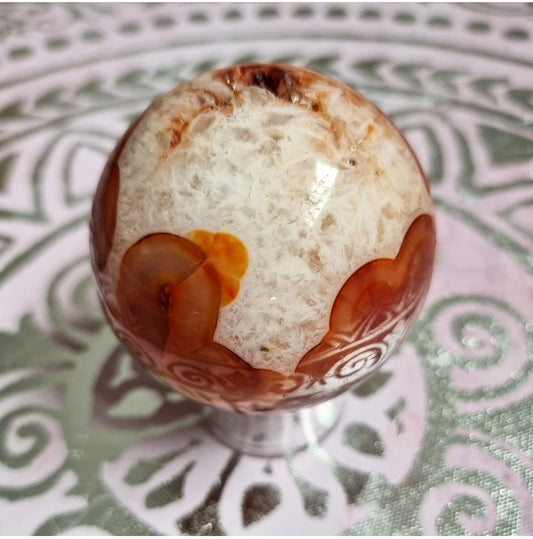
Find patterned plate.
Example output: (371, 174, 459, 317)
(1, 3, 532, 535)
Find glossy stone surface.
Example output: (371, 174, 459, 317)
(90, 63, 436, 413)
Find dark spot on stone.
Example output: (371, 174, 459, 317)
(170, 129, 181, 148)
(252, 68, 296, 101)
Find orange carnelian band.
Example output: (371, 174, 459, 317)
(114, 214, 434, 411)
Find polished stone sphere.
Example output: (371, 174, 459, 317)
(90, 63, 436, 413)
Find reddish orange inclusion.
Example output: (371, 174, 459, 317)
(115, 230, 248, 365)
(109, 216, 434, 413)
(116, 233, 211, 352)
(296, 213, 435, 379)
(90, 114, 144, 273)
(166, 260, 221, 354)
(186, 230, 248, 306)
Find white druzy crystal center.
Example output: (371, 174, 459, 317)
(111, 69, 432, 375)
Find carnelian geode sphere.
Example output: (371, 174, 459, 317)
(90, 63, 436, 414)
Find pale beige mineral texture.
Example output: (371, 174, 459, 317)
(108, 65, 433, 375)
